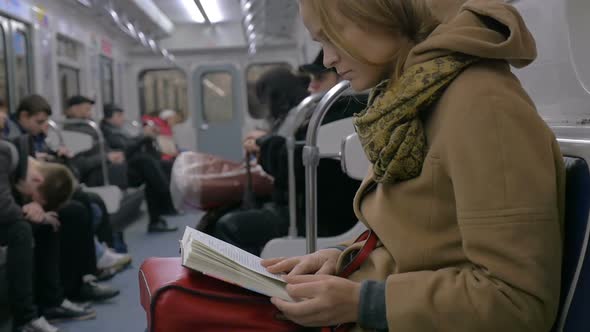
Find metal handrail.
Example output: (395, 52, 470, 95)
(276, 93, 326, 238)
(58, 119, 110, 186)
(46, 119, 64, 146)
(303, 80, 352, 253)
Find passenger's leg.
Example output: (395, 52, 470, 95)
(32, 224, 64, 310)
(57, 201, 120, 302)
(213, 203, 289, 255)
(72, 190, 114, 247)
(0, 221, 36, 326)
(57, 201, 97, 298)
(128, 153, 177, 232)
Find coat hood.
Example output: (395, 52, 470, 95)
(406, 0, 537, 69)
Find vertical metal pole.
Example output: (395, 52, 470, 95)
(303, 81, 351, 253)
(278, 93, 325, 238)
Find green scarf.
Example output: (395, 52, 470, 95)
(353, 54, 478, 184)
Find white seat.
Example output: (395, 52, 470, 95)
(53, 122, 126, 214)
(260, 222, 367, 259)
(60, 130, 94, 155)
(317, 118, 355, 158)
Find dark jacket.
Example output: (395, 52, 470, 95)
(256, 95, 368, 237)
(100, 121, 152, 158)
(0, 140, 23, 224)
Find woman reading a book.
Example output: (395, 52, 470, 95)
(262, 0, 564, 331)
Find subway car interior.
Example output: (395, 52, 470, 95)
(0, 0, 590, 331)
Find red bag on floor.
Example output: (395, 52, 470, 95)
(170, 152, 274, 210)
(139, 257, 300, 332)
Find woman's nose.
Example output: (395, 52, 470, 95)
(323, 45, 339, 69)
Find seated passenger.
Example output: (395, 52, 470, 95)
(0, 131, 94, 331)
(8, 95, 131, 280)
(261, 1, 564, 331)
(212, 67, 363, 254)
(10, 135, 120, 302)
(99, 103, 178, 232)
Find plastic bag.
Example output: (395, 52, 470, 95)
(171, 152, 274, 211)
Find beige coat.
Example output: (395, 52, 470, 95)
(337, 1, 565, 331)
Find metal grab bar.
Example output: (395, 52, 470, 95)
(47, 119, 64, 146)
(276, 93, 326, 238)
(303, 80, 352, 253)
(57, 119, 110, 186)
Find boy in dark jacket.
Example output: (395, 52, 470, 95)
(0, 132, 95, 331)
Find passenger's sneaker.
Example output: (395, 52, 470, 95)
(77, 277, 120, 302)
(18, 316, 60, 332)
(43, 299, 96, 322)
(97, 247, 132, 271)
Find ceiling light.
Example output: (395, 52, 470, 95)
(180, 0, 205, 23)
(148, 39, 157, 51)
(242, 1, 252, 12)
(109, 9, 119, 23)
(200, 0, 224, 23)
(248, 43, 257, 55)
(246, 24, 255, 33)
(244, 13, 253, 25)
(76, 0, 92, 7)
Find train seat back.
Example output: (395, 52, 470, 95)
(554, 137, 590, 332)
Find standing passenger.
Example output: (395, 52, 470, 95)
(264, 1, 564, 331)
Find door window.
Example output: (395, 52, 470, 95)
(138, 69, 187, 120)
(58, 65, 80, 110)
(13, 29, 30, 104)
(100, 56, 114, 104)
(201, 71, 234, 124)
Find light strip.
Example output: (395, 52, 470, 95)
(199, 0, 224, 23)
(180, 0, 205, 23)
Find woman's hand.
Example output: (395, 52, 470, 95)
(271, 274, 361, 326)
(243, 138, 260, 154)
(262, 248, 342, 276)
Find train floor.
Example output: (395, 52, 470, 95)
(56, 208, 203, 332)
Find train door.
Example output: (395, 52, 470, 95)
(193, 65, 243, 161)
(0, 17, 32, 111)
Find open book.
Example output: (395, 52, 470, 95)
(180, 226, 292, 301)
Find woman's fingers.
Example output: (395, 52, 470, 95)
(261, 257, 286, 267)
(265, 257, 301, 274)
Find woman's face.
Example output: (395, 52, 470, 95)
(299, 0, 405, 91)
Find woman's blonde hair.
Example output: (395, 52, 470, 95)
(306, 0, 440, 79)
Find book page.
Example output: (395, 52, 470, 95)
(182, 226, 285, 282)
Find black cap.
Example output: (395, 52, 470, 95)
(299, 50, 336, 75)
(103, 103, 123, 119)
(65, 95, 95, 108)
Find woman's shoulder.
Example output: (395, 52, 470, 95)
(437, 59, 538, 121)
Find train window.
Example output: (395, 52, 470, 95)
(100, 56, 114, 104)
(201, 71, 234, 124)
(57, 35, 79, 62)
(13, 30, 30, 104)
(138, 69, 187, 120)
(58, 65, 80, 110)
(246, 63, 292, 119)
(0, 24, 7, 106)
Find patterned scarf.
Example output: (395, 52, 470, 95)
(353, 54, 479, 184)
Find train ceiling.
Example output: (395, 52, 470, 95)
(70, 0, 300, 58)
